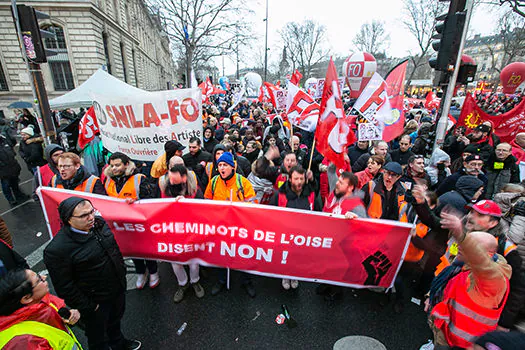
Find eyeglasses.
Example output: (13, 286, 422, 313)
(32, 274, 46, 288)
(58, 164, 74, 169)
(71, 208, 96, 219)
(384, 171, 400, 178)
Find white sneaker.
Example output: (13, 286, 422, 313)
(136, 273, 148, 289)
(149, 272, 160, 288)
(282, 279, 291, 290)
(290, 279, 299, 289)
(419, 340, 434, 350)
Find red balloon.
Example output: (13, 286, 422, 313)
(500, 62, 525, 94)
(461, 54, 476, 65)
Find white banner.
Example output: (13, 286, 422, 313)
(93, 88, 202, 161)
(313, 77, 345, 99)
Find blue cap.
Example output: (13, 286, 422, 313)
(383, 162, 403, 175)
(217, 152, 235, 168)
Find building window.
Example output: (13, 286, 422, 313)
(0, 61, 8, 91)
(120, 42, 127, 83)
(49, 62, 74, 91)
(102, 32, 112, 74)
(42, 24, 74, 91)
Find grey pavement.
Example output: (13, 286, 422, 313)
(1, 156, 432, 349)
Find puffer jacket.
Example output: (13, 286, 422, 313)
(19, 136, 46, 170)
(425, 148, 451, 188)
(43, 217, 126, 313)
(485, 154, 520, 199)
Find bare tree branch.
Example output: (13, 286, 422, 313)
(353, 20, 390, 56)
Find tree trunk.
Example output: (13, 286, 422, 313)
(185, 46, 194, 88)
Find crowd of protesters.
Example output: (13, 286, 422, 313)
(1, 87, 525, 350)
(474, 91, 524, 115)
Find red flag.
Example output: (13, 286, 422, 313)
(383, 60, 408, 142)
(457, 94, 525, 142)
(263, 81, 280, 107)
(78, 107, 99, 149)
(315, 58, 356, 170)
(425, 91, 440, 110)
(290, 69, 303, 85)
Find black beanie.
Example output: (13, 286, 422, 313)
(58, 197, 90, 225)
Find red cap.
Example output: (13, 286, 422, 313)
(467, 200, 502, 217)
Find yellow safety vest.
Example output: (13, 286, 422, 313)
(0, 320, 82, 349)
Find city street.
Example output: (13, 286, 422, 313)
(1, 155, 432, 349)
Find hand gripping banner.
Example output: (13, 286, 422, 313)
(38, 188, 412, 289)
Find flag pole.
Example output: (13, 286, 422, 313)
(307, 138, 316, 172)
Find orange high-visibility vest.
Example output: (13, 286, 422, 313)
(366, 180, 408, 222)
(404, 223, 429, 262)
(50, 174, 98, 193)
(435, 238, 517, 276)
(431, 270, 509, 348)
(104, 174, 145, 200)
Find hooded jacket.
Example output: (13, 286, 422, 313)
(203, 127, 219, 153)
(436, 175, 484, 215)
(425, 148, 451, 188)
(262, 115, 290, 142)
(19, 136, 46, 170)
(33, 145, 63, 195)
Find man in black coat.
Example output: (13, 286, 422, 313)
(0, 135, 29, 206)
(390, 135, 415, 166)
(347, 140, 370, 167)
(182, 136, 213, 175)
(436, 154, 488, 197)
(485, 143, 521, 199)
(44, 197, 141, 350)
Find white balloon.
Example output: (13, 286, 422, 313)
(243, 72, 263, 97)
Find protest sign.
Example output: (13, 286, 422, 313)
(92, 88, 202, 161)
(38, 188, 412, 289)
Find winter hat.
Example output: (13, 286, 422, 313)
(58, 197, 90, 226)
(21, 126, 34, 137)
(44, 144, 64, 162)
(217, 152, 235, 168)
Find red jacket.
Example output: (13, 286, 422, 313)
(0, 294, 67, 349)
(355, 168, 374, 189)
(511, 139, 525, 164)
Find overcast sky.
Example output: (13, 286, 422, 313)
(215, 0, 507, 76)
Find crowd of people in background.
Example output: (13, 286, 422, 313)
(1, 86, 525, 350)
(475, 91, 524, 115)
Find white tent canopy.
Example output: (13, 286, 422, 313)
(49, 68, 147, 109)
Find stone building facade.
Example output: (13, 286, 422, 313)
(0, 0, 176, 117)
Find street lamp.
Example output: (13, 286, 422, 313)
(264, 0, 268, 81)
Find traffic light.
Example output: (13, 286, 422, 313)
(429, 0, 467, 72)
(14, 5, 56, 63)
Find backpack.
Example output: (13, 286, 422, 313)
(211, 174, 245, 201)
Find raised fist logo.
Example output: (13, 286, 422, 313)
(362, 250, 392, 286)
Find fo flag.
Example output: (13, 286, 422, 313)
(353, 72, 393, 139)
(290, 69, 303, 85)
(285, 81, 319, 132)
(315, 58, 356, 170)
(457, 94, 525, 143)
(383, 60, 408, 142)
(78, 106, 99, 149)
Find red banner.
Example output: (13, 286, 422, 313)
(384, 60, 408, 142)
(78, 107, 99, 149)
(457, 94, 525, 142)
(37, 188, 412, 289)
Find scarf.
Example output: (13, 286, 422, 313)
(428, 259, 465, 309)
